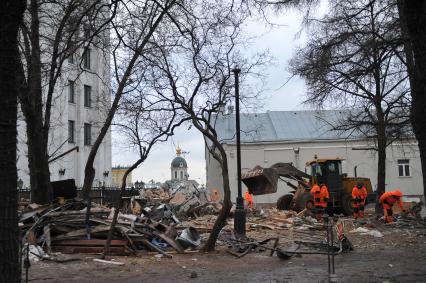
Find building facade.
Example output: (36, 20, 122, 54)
(205, 110, 423, 204)
(111, 166, 133, 188)
(17, 27, 112, 188)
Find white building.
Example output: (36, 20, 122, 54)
(205, 110, 423, 204)
(17, 32, 112, 188)
(171, 146, 189, 181)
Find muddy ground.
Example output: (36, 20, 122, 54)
(27, 211, 426, 283)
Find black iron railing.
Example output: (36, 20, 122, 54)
(18, 186, 140, 205)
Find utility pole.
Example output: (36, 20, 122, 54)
(232, 68, 246, 238)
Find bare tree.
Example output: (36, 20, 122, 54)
(140, 0, 268, 250)
(17, 0, 114, 203)
(397, 0, 426, 199)
(81, 0, 177, 199)
(289, 0, 410, 205)
(102, 92, 187, 258)
(0, 0, 26, 281)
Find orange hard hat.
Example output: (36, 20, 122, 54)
(393, 190, 402, 197)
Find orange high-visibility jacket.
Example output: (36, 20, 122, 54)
(311, 184, 329, 207)
(352, 186, 367, 203)
(244, 191, 253, 206)
(319, 185, 330, 208)
(379, 190, 403, 209)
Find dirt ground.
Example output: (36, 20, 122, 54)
(27, 210, 426, 283)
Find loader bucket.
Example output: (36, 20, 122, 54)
(242, 168, 278, 195)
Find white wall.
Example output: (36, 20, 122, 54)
(17, 41, 112, 188)
(205, 139, 423, 204)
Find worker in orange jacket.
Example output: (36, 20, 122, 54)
(352, 182, 368, 219)
(379, 190, 405, 223)
(310, 183, 329, 220)
(244, 191, 253, 209)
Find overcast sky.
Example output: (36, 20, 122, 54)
(112, 8, 319, 185)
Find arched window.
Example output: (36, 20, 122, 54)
(174, 171, 177, 179)
(180, 171, 183, 179)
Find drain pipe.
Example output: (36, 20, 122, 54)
(354, 165, 358, 178)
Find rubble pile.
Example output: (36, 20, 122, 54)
(134, 182, 222, 218)
(244, 208, 323, 231)
(392, 212, 426, 229)
(19, 198, 204, 261)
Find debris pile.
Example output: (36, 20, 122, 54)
(134, 182, 221, 218)
(245, 208, 323, 231)
(19, 198, 203, 261)
(392, 212, 426, 229)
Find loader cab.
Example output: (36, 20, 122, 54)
(307, 158, 344, 192)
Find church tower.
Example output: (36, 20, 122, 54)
(171, 146, 188, 181)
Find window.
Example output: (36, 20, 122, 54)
(68, 80, 75, 103)
(311, 163, 323, 177)
(398, 159, 410, 177)
(180, 171, 183, 179)
(68, 42, 75, 63)
(328, 162, 336, 173)
(83, 48, 91, 69)
(84, 123, 91, 145)
(174, 171, 177, 179)
(68, 120, 75, 143)
(84, 85, 91, 107)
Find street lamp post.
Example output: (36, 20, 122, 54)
(232, 68, 246, 238)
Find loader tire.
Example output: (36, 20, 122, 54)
(277, 194, 293, 210)
(296, 192, 314, 212)
(342, 194, 354, 216)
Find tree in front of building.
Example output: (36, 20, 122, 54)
(17, 0, 114, 203)
(289, 0, 411, 208)
(81, 0, 177, 200)
(142, 0, 268, 250)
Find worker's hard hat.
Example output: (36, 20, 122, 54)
(357, 182, 363, 188)
(393, 190, 402, 197)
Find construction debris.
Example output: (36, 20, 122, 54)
(18, 198, 208, 261)
(93, 258, 125, 265)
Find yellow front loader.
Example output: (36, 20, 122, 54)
(241, 157, 374, 216)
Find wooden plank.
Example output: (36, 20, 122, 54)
(52, 246, 128, 255)
(247, 222, 276, 230)
(52, 225, 111, 240)
(52, 239, 127, 246)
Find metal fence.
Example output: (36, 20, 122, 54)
(18, 186, 140, 205)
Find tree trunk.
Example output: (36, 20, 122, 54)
(203, 149, 232, 252)
(0, 0, 26, 281)
(398, 0, 426, 200)
(102, 160, 142, 259)
(26, 120, 52, 203)
(376, 145, 387, 213)
(375, 107, 387, 213)
(19, 94, 52, 204)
